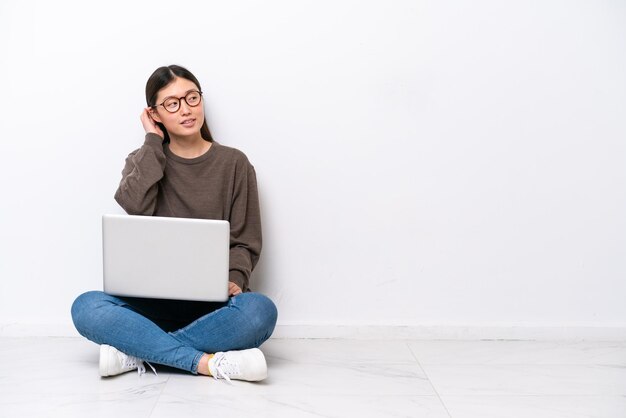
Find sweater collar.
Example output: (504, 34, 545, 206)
(164, 141, 219, 165)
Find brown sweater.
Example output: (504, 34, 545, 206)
(114, 133, 262, 292)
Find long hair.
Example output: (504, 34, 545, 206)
(145, 65, 213, 143)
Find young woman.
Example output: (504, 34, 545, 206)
(71, 65, 277, 382)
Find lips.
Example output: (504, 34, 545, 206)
(181, 118, 196, 126)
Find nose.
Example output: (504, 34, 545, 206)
(179, 100, 192, 115)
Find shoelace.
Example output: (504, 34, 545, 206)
(211, 352, 240, 384)
(123, 355, 158, 377)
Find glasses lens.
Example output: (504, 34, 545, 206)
(163, 98, 180, 113)
(185, 91, 201, 107)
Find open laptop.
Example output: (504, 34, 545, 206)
(102, 214, 230, 302)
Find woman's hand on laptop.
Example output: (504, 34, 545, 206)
(229, 281, 242, 296)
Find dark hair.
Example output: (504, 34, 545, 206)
(145, 65, 213, 143)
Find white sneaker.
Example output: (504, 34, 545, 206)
(99, 344, 156, 377)
(208, 348, 267, 383)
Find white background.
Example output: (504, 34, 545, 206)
(0, 0, 624, 337)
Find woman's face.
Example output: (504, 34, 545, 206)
(150, 77, 205, 140)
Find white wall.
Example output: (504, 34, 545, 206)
(1, 0, 624, 338)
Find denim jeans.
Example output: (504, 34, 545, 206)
(71, 291, 278, 374)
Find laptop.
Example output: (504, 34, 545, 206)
(102, 214, 230, 302)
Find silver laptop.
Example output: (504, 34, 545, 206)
(102, 214, 230, 302)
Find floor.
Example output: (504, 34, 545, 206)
(0, 337, 625, 417)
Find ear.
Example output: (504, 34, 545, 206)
(149, 108, 162, 123)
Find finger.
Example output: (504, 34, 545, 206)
(228, 282, 241, 296)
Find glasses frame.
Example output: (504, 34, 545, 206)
(152, 90, 203, 114)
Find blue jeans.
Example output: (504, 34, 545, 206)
(71, 291, 278, 374)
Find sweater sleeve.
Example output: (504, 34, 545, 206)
(114, 133, 166, 215)
(228, 157, 262, 292)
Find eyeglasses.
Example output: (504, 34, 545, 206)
(153, 90, 203, 113)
